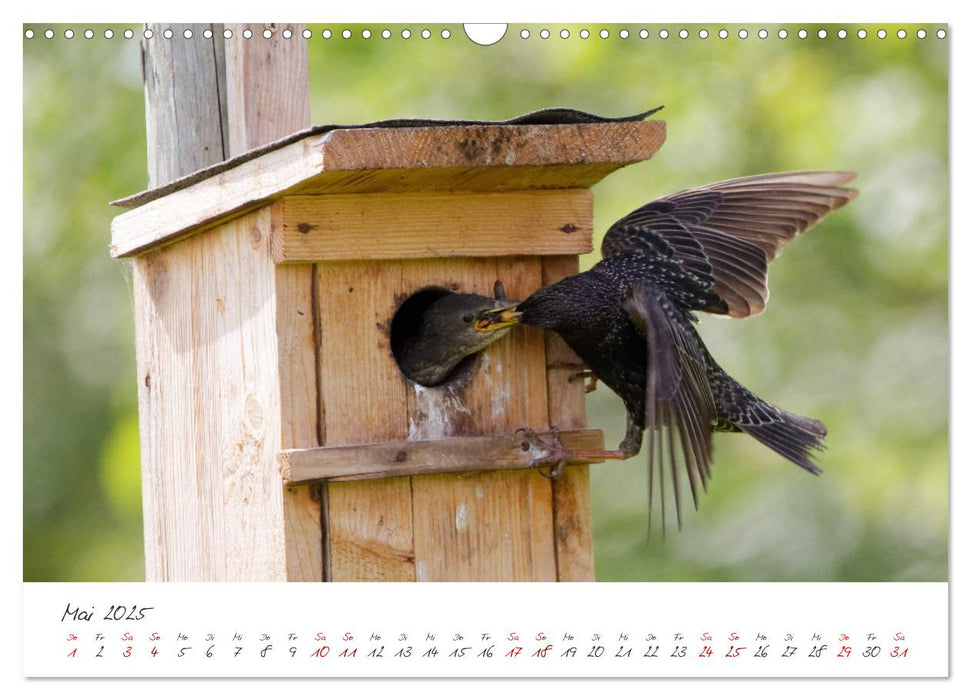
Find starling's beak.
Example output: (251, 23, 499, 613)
(474, 304, 523, 332)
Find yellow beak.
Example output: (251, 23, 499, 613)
(474, 305, 523, 332)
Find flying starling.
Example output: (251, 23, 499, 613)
(394, 285, 520, 386)
(478, 171, 858, 527)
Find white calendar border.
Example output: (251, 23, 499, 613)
(8, 0, 963, 695)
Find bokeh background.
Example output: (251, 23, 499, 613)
(23, 23, 948, 582)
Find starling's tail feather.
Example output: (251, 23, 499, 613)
(738, 404, 827, 475)
(714, 372, 827, 475)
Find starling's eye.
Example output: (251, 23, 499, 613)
(462, 313, 475, 323)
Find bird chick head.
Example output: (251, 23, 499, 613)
(395, 292, 523, 387)
(424, 293, 522, 354)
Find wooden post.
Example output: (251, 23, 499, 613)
(142, 23, 227, 186)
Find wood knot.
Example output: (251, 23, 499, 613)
(249, 225, 262, 248)
(297, 222, 317, 234)
(395, 451, 408, 463)
(244, 394, 266, 439)
(559, 223, 579, 233)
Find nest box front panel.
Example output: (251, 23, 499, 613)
(314, 255, 556, 581)
(270, 190, 593, 263)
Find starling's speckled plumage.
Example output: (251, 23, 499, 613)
(517, 171, 858, 527)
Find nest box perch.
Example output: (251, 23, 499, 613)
(112, 24, 665, 582)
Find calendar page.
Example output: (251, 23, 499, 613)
(23, 583, 947, 677)
(20, 10, 953, 688)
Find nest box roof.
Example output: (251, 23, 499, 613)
(109, 107, 666, 258)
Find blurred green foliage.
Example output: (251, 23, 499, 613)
(23, 23, 947, 581)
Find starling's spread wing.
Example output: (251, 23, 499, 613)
(624, 281, 717, 531)
(603, 171, 858, 318)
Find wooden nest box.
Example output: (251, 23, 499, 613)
(111, 116, 666, 582)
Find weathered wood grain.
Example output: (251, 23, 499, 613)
(142, 23, 228, 189)
(110, 120, 666, 258)
(275, 263, 323, 581)
(270, 190, 593, 263)
(279, 429, 604, 484)
(137, 24, 233, 580)
(134, 208, 290, 580)
(315, 261, 417, 582)
(223, 23, 311, 158)
(404, 256, 557, 581)
(112, 133, 332, 259)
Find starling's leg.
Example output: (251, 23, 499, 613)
(568, 369, 599, 393)
(563, 413, 643, 462)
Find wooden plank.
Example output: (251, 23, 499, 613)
(279, 429, 605, 484)
(270, 190, 592, 263)
(404, 256, 558, 581)
(110, 120, 666, 258)
(317, 122, 666, 173)
(315, 261, 416, 581)
(209, 211, 289, 580)
(132, 208, 293, 580)
(542, 256, 596, 582)
(132, 254, 176, 580)
(274, 264, 323, 581)
(135, 229, 230, 580)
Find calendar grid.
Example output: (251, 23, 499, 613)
(23, 582, 947, 678)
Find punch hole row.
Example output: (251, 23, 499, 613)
(24, 26, 948, 42)
(22, 26, 454, 41)
(515, 27, 945, 41)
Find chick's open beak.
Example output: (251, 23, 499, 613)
(474, 304, 523, 332)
